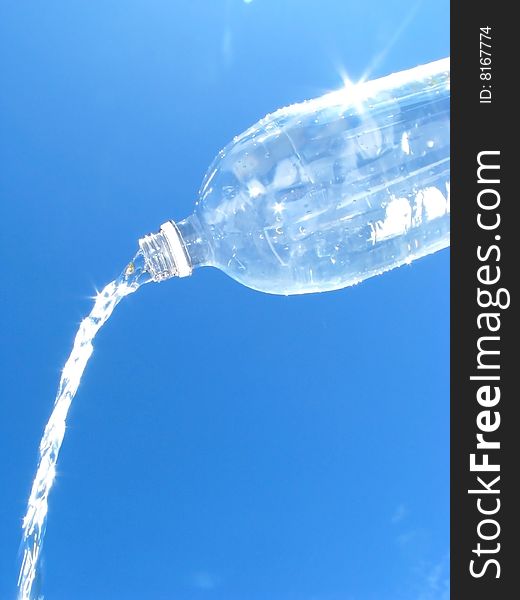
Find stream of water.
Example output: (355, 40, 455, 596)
(18, 254, 150, 600)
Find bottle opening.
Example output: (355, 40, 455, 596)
(139, 221, 192, 282)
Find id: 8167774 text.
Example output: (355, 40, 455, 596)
(480, 27, 493, 104)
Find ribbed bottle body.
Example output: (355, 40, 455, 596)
(190, 58, 449, 295)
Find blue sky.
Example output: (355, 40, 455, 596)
(0, 1, 449, 599)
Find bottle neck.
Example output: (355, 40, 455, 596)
(138, 214, 212, 282)
(176, 213, 214, 269)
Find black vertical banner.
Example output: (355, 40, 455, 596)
(451, 3, 516, 599)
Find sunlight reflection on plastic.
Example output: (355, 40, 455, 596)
(335, 69, 367, 116)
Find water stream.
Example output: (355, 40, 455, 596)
(18, 253, 150, 600)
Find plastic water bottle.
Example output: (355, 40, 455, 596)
(138, 58, 449, 295)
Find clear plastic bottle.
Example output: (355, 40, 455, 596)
(139, 58, 450, 295)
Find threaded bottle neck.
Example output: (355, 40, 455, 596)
(139, 221, 192, 282)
